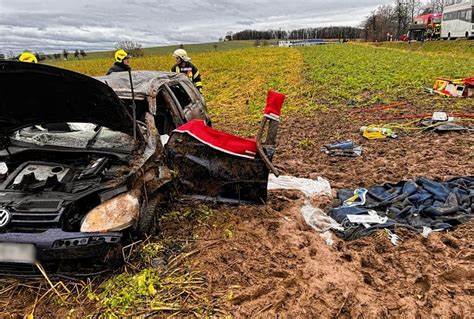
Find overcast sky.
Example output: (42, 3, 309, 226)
(1, 0, 390, 54)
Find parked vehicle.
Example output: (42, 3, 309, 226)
(408, 13, 442, 41)
(0, 62, 282, 276)
(441, 0, 474, 39)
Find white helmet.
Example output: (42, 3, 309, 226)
(173, 49, 190, 62)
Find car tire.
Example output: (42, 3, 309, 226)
(136, 198, 162, 237)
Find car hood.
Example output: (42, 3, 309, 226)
(0, 61, 136, 138)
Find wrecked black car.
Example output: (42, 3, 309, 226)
(94, 70, 211, 134)
(0, 61, 284, 276)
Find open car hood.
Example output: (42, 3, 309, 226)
(0, 61, 136, 138)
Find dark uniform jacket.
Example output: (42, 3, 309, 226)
(171, 61, 202, 91)
(106, 62, 131, 75)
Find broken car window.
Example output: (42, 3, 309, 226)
(169, 83, 192, 109)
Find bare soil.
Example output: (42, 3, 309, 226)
(2, 101, 473, 318)
(184, 101, 474, 317)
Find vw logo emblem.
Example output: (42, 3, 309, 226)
(0, 209, 11, 228)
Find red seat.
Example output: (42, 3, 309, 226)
(172, 90, 285, 162)
(173, 120, 258, 159)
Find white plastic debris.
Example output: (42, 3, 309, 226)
(268, 174, 332, 197)
(301, 205, 343, 232)
(160, 134, 170, 145)
(385, 229, 402, 246)
(422, 226, 432, 238)
(421, 226, 443, 238)
(320, 231, 335, 246)
(268, 174, 342, 235)
(346, 213, 388, 225)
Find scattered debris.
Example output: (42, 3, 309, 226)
(343, 188, 368, 207)
(330, 176, 474, 240)
(321, 140, 363, 157)
(426, 77, 474, 98)
(360, 126, 398, 139)
(360, 111, 474, 138)
(268, 174, 342, 233)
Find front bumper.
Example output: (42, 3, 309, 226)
(0, 229, 122, 275)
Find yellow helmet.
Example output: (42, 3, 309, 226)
(173, 49, 190, 62)
(114, 49, 130, 63)
(19, 52, 38, 63)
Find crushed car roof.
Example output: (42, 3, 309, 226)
(95, 71, 188, 99)
(0, 61, 136, 137)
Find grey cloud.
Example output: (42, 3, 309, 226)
(236, 20, 256, 26)
(0, 0, 389, 53)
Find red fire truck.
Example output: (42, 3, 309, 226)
(408, 13, 442, 41)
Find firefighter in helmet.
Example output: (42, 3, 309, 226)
(106, 49, 131, 75)
(19, 52, 38, 63)
(171, 49, 202, 92)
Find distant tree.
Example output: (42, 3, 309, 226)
(115, 40, 144, 57)
(179, 44, 184, 49)
(53, 53, 61, 60)
(63, 49, 69, 60)
(428, 0, 444, 12)
(360, 0, 426, 41)
(80, 50, 87, 58)
(213, 43, 218, 51)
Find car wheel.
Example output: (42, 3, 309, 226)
(136, 198, 162, 237)
(466, 32, 469, 39)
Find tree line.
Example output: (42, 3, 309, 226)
(225, 26, 364, 41)
(224, 0, 445, 42)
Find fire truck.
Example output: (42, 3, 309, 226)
(408, 13, 442, 41)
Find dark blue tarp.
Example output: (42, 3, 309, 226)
(329, 177, 474, 240)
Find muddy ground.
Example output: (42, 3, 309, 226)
(2, 98, 473, 318)
(184, 99, 474, 317)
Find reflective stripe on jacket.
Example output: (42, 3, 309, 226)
(171, 62, 202, 90)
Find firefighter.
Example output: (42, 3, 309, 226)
(171, 49, 202, 92)
(106, 49, 131, 75)
(18, 52, 38, 63)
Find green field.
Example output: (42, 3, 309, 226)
(370, 40, 474, 58)
(302, 43, 474, 107)
(52, 41, 474, 134)
(79, 40, 260, 60)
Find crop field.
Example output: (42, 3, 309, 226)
(52, 42, 473, 132)
(373, 39, 474, 57)
(82, 40, 260, 60)
(4, 42, 474, 318)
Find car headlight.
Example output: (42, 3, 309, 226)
(80, 191, 140, 233)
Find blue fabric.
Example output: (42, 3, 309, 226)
(329, 176, 474, 240)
